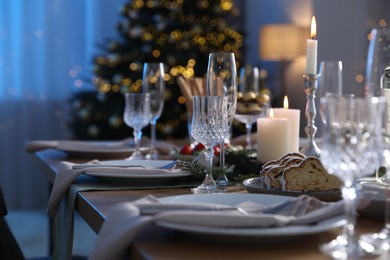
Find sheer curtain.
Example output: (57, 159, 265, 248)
(0, 0, 124, 209)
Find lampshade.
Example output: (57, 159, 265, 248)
(259, 24, 308, 61)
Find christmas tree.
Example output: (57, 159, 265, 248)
(70, 0, 244, 140)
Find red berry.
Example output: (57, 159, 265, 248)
(213, 145, 220, 156)
(193, 143, 206, 152)
(180, 144, 193, 155)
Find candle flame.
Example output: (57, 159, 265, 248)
(269, 108, 274, 118)
(283, 95, 289, 109)
(310, 16, 317, 39)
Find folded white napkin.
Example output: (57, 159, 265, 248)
(25, 138, 177, 155)
(47, 161, 179, 218)
(88, 195, 344, 260)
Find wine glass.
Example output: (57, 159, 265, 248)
(319, 94, 385, 259)
(123, 93, 151, 160)
(206, 52, 237, 187)
(191, 95, 229, 193)
(360, 27, 390, 254)
(142, 62, 165, 160)
(235, 65, 269, 149)
(317, 61, 343, 125)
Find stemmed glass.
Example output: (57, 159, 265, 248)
(206, 52, 237, 187)
(142, 62, 165, 160)
(317, 61, 343, 125)
(320, 94, 385, 259)
(191, 96, 229, 193)
(360, 27, 390, 254)
(123, 93, 151, 160)
(235, 65, 268, 149)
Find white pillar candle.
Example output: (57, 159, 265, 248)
(257, 108, 291, 163)
(273, 96, 301, 152)
(305, 16, 318, 75)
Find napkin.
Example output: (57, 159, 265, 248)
(25, 137, 177, 155)
(47, 161, 180, 218)
(88, 195, 345, 260)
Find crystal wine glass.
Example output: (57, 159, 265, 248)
(206, 51, 237, 187)
(361, 28, 390, 253)
(191, 95, 228, 193)
(235, 64, 268, 149)
(123, 93, 151, 160)
(360, 27, 390, 254)
(317, 61, 343, 125)
(142, 62, 165, 160)
(319, 94, 385, 259)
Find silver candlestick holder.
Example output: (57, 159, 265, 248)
(300, 73, 321, 157)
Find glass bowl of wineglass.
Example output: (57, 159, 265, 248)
(123, 93, 151, 160)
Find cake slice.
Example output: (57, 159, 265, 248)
(280, 157, 341, 192)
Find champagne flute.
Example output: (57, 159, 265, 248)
(142, 62, 165, 160)
(235, 65, 269, 149)
(191, 96, 229, 193)
(206, 52, 237, 187)
(320, 94, 385, 259)
(123, 93, 151, 160)
(317, 61, 343, 125)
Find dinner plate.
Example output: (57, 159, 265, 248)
(157, 193, 345, 240)
(242, 177, 341, 202)
(56, 140, 148, 159)
(83, 159, 192, 181)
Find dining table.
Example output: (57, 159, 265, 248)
(32, 148, 389, 260)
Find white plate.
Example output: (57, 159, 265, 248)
(56, 140, 148, 159)
(157, 193, 345, 238)
(243, 177, 341, 202)
(84, 160, 191, 179)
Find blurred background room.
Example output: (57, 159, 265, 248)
(0, 0, 389, 258)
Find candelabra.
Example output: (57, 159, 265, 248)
(300, 74, 321, 157)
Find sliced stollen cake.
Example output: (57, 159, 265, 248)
(279, 157, 342, 192)
(259, 153, 306, 189)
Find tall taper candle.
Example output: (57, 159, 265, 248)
(305, 16, 317, 75)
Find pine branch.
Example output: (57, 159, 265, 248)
(179, 149, 263, 185)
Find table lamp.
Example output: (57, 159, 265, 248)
(259, 24, 308, 102)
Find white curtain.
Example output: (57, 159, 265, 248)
(0, 0, 125, 209)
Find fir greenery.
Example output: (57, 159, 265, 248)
(179, 148, 262, 185)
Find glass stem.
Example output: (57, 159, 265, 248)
(150, 120, 157, 155)
(245, 123, 253, 150)
(133, 128, 142, 156)
(341, 182, 359, 249)
(219, 141, 225, 168)
(203, 147, 216, 187)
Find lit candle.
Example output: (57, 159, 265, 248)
(305, 16, 318, 75)
(257, 108, 291, 163)
(273, 96, 301, 152)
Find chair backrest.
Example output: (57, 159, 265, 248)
(0, 186, 25, 260)
(0, 186, 7, 217)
